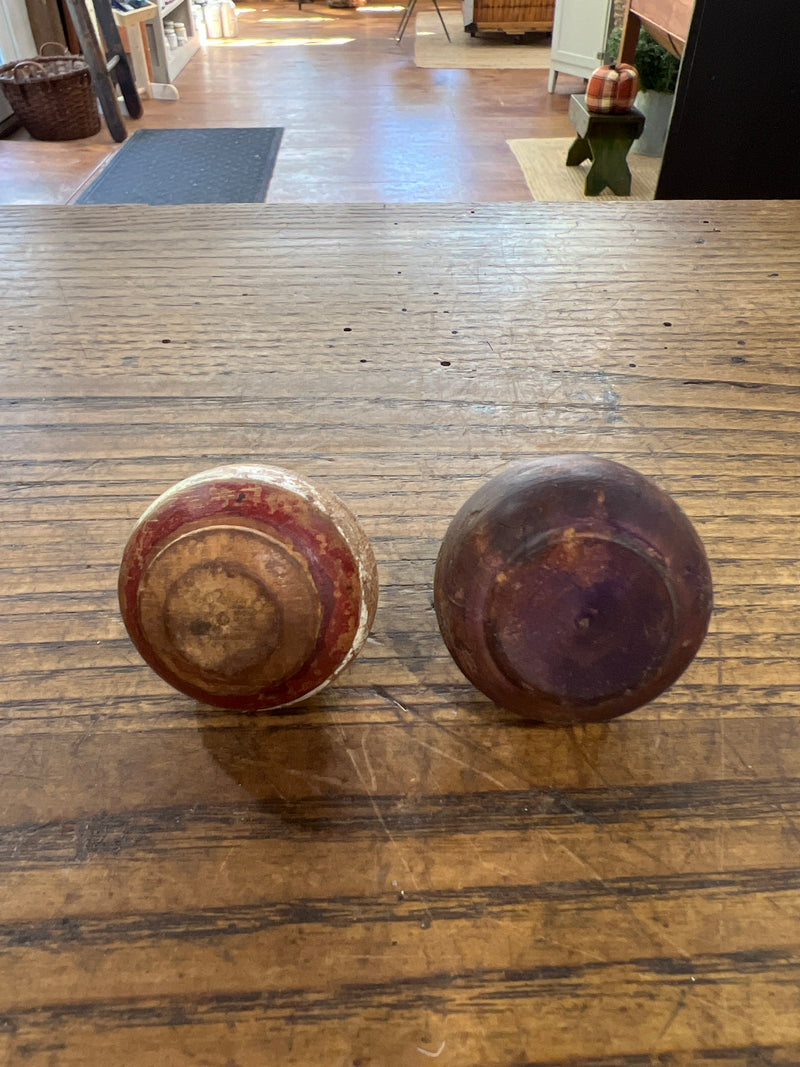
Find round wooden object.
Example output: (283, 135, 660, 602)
(434, 455, 713, 724)
(118, 465, 378, 710)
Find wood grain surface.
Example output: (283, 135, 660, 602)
(2, 201, 800, 1065)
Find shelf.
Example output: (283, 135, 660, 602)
(113, 1, 158, 26)
(165, 35, 199, 81)
(160, 0, 187, 17)
(144, 0, 199, 88)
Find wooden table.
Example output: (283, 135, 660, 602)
(2, 201, 800, 1065)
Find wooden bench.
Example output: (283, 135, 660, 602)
(566, 93, 645, 196)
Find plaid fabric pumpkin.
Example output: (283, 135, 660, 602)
(585, 63, 640, 114)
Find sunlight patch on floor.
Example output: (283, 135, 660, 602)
(204, 36, 356, 46)
(256, 15, 334, 21)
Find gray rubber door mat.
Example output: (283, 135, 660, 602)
(76, 127, 284, 205)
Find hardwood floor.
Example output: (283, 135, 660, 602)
(0, 1, 581, 204)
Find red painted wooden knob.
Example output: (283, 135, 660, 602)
(119, 465, 378, 710)
(434, 455, 713, 724)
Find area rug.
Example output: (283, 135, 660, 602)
(414, 10, 551, 69)
(508, 137, 662, 201)
(75, 127, 284, 205)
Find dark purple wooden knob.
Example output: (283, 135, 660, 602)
(119, 465, 378, 711)
(434, 455, 713, 724)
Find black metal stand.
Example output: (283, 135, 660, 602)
(396, 0, 451, 43)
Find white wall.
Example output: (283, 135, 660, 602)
(0, 0, 37, 122)
(0, 0, 37, 61)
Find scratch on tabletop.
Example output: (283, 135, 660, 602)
(408, 735, 511, 791)
(676, 984, 749, 1030)
(284, 769, 348, 789)
(655, 988, 688, 1043)
(617, 831, 678, 874)
(564, 725, 614, 789)
(236, 759, 287, 800)
(427, 760, 514, 882)
(417, 717, 532, 793)
(543, 934, 606, 965)
(361, 731, 378, 793)
(775, 803, 800, 851)
(417, 1041, 446, 1058)
(544, 833, 692, 961)
(373, 685, 415, 724)
(69, 731, 93, 756)
(721, 736, 755, 777)
(218, 846, 236, 874)
(372, 686, 523, 791)
(330, 712, 434, 924)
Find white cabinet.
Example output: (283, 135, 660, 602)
(548, 0, 613, 92)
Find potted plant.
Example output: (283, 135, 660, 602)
(606, 27, 681, 156)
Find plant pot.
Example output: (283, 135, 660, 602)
(631, 89, 674, 157)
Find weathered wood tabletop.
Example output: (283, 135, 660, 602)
(2, 202, 800, 1066)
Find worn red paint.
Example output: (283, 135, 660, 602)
(119, 466, 377, 711)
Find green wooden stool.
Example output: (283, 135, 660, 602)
(566, 94, 645, 197)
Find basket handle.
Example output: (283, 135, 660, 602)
(11, 61, 45, 82)
(38, 41, 71, 57)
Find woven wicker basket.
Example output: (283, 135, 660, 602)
(471, 0, 555, 30)
(0, 43, 101, 141)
